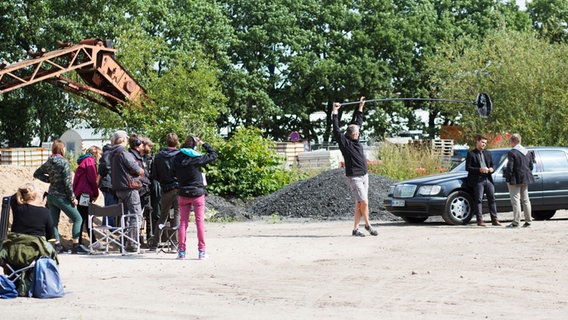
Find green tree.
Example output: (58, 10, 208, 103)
(527, 0, 568, 44)
(427, 29, 568, 146)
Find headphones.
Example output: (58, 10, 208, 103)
(130, 134, 142, 148)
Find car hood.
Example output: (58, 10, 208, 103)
(392, 171, 467, 186)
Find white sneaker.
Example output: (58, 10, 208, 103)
(91, 242, 105, 250)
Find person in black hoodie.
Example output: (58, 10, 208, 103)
(333, 97, 378, 237)
(173, 135, 218, 260)
(97, 143, 119, 226)
(149, 133, 180, 249)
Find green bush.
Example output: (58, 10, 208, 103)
(369, 142, 448, 181)
(207, 127, 307, 198)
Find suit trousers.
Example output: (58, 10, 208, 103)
(473, 177, 498, 220)
(507, 183, 532, 225)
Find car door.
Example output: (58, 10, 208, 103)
(491, 150, 512, 209)
(535, 149, 568, 208)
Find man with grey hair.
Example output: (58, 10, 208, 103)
(505, 133, 535, 228)
(332, 96, 378, 237)
(109, 130, 144, 252)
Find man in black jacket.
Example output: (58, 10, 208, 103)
(149, 133, 180, 249)
(505, 133, 535, 228)
(332, 97, 378, 237)
(466, 135, 500, 226)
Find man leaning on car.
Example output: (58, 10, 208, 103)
(466, 135, 501, 227)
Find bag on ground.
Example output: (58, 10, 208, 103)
(29, 257, 64, 298)
(0, 275, 18, 299)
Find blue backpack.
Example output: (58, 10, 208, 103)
(0, 275, 18, 299)
(29, 257, 64, 298)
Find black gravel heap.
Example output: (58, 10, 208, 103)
(206, 168, 401, 221)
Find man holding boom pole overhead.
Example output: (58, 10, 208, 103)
(333, 96, 378, 237)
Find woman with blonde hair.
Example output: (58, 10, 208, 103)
(34, 139, 89, 254)
(10, 183, 54, 240)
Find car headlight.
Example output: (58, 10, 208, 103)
(417, 185, 442, 195)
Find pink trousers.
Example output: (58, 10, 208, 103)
(177, 195, 206, 253)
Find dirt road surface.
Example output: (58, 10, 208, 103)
(3, 211, 568, 320)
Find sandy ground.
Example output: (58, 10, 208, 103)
(2, 210, 568, 319)
(2, 165, 568, 319)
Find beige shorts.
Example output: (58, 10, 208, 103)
(347, 174, 369, 202)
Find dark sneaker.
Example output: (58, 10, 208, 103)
(506, 223, 519, 228)
(71, 244, 90, 254)
(522, 222, 531, 228)
(365, 225, 378, 236)
(54, 243, 68, 254)
(352, 229, 365, 237)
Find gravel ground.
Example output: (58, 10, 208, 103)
(207, 168, 401, 222)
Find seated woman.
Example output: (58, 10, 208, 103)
(10, 183, 55, 241)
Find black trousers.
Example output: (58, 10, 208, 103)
(473, 176, 498, 220)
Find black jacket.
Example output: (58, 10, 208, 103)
(466, 148, 494, 187)
(98, 144, 113, 193)
(173, 143, 218, 198)
(332, 111, 368, 177)
(151, 147, 180, 191)
(505, 147, 535, 185)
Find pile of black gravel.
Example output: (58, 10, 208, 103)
(206, 168, 401, 222)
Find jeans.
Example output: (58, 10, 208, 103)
(102, 191, 118, 226)
(46, 194, 82, 241)
(178, 195, 206, 253)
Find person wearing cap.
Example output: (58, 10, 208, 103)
(109, 130, 145, 252)
(466, 135, 501, 226)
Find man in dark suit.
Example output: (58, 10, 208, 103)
(466, 135, 501, 226)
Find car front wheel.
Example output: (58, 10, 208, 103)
(442, 191, 474, 225)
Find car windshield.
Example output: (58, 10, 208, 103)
(451, 149, 508, 172)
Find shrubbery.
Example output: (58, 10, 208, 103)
(369, 142, 449, 181)
(206, 127, 307, 198)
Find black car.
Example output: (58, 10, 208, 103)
(384, 147, 568, 225)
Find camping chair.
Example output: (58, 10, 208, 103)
(156, 222, 179, 254)
(88, 203, 141, 255)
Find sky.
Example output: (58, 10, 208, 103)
(516, 0, 528, 11)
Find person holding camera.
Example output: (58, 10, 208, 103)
(173, 135, 218, 260)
